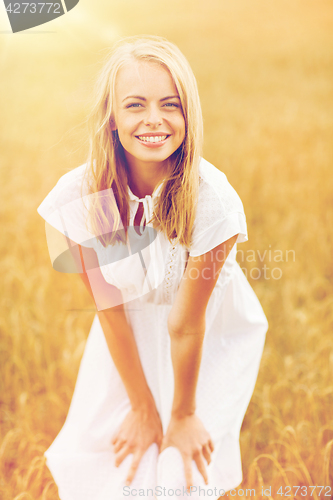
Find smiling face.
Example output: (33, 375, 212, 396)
(112, 59, 186, 175)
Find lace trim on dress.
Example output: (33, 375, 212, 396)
(163, 242, 178, 305)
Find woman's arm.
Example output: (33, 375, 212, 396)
(161, 234, 239, 488)
(78, 261, 156, 413)
(45, 224, 162, 484)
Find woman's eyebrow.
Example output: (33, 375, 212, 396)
(160, 95, 180, 101)
(122, 95, 146, 102)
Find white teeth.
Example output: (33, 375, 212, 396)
(138, 135, 167, 143)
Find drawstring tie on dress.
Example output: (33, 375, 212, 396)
(127, 185, 164, 292)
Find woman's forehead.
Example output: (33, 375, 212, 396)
(114, 60, 178, 99)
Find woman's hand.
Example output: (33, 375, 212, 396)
(160, 413, 214, 489)
(111, 404, 163, 485)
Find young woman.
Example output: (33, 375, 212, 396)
(37, 35, 268, 500)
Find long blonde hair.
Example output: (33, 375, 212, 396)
(82, 35, 203, 247)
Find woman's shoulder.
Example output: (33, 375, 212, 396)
(197, 157, 245, 217)
(188, 158, 248, 256)
(198, 157, 228, 185)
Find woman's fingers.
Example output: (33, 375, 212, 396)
(202, 444, 212, 465)
(113, 438, 126, 453)
(182, 455, 194, 491)
(114, 444, 130, 467)
(194, 452, 208, 485)
(111, 431, 119, 445)
(208, 439, 214, 453)
(125, 452, 143, 485)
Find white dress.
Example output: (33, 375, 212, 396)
(37, 157, 268, 500)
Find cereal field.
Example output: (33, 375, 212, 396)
(0, 0, 332, 498)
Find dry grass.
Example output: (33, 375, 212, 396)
(0, 0, 332, 498)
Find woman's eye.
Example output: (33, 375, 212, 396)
(127, 103, 142, 108)
(163, 102, 179, 108)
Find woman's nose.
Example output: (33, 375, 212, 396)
(143, 105, 162, 127)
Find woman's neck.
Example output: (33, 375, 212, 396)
(125, 154, 168, 199)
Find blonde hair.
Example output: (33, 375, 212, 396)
(82, 35, 203, 247)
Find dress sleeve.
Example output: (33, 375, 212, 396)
(189, 175, 248, 257)
(37, 165, 96, 249)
